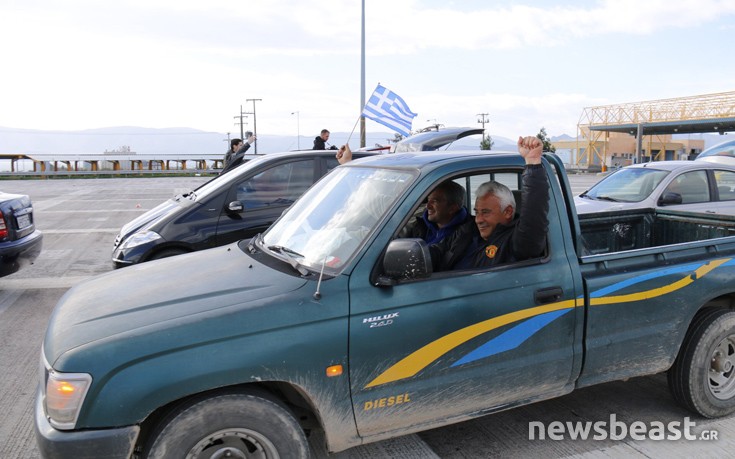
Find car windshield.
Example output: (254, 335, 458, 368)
(187, 157, 261, 200)
(583, 167, 670, 202)
(262, 166, 416, 271)
(698, 140, 735, 160)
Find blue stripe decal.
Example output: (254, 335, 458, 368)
(589, 262, 704, 298)
(451, 309, 571, 367)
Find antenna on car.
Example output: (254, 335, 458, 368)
(313, 256, 328, 300)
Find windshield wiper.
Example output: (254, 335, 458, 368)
(267, 245, 309, 276)
(594, 195, 620, 202)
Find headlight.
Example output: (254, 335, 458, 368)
(120, 230, 162, 250)
(45, 370, 92, 430)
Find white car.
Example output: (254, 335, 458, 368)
(696, 139, 735, 165)
(574, 160, 735, 215)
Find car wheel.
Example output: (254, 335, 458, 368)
(668, 308, 735, 417)
(148, 248, 188, 261)
(144, 393, 309, 459)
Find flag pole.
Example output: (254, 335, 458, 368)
(346, 113, 363, 146)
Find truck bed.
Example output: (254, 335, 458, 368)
(579, 208, 735, 255)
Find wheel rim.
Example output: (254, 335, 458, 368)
(709, 335, 735, 400)
(186, 428, 280, 459)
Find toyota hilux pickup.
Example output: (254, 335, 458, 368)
(36, 150, 735, 458)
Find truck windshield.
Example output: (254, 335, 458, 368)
(263, 166, 416, 271)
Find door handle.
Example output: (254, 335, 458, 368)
(534, 287, 563, 304)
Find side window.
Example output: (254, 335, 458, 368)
(235, 159, 315, 209)
(466, 172, 521, 210)
(391, 169, 534, 282)
(325, 157, 340, 173)
(663, 170, 710, 204)
(714, 170, 735, 201)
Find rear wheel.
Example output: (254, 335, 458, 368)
(144, 393, 308, 459)
(668, 308, 735, 417)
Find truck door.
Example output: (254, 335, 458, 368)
(347, 168, 582, 438)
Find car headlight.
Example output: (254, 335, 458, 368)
(45, 370, 92, 430)
(120, 230, 162, 250)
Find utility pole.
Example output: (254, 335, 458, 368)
(246, 98, 262, 154)
(291, 111, 300, 149)
(234, 105, 248, 140)
(477, 113, 489, 134)
(359, 0, 366, 148)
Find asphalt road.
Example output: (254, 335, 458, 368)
(2, 174, 735, 458)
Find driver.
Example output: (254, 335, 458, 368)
(429, 136, 549, 271)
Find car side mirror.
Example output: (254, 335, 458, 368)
(658, 192, 682, 206)
(228, 201, 244, 213)
(375, 238, 432, 286)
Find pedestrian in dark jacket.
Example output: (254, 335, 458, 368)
(429, 136, 549, 271)
(221, 134, 257, 175)
(313, 129, 337, 150)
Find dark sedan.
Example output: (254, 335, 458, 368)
(0, 191, 43, 276)
(112, 150, 376, 268)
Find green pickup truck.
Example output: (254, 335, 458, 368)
(36, 151, 735, 458)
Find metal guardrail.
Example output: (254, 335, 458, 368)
(0, 169, 221, 178)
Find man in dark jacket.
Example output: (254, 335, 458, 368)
(430, 135, 549, 271)
(313, 129, 337, 150)
(401, 180, 471, 244)
(221, 134, 257, 175)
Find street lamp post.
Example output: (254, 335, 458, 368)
(291, 111, 300, 149)
(477, 113, 489, 134)
(246, 98, 262, 154)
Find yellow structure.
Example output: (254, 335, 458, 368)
(555, 91, 735, 171)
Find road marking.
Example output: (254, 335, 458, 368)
(0, 276, 90, 290)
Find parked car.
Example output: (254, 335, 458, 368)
(0, 191, 43, 276)
(574, 160, 735, 214)
(112, 150, 376, 268)
(696, 138, 735, 165)
(112, 129, 485, 268)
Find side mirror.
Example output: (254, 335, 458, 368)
(376, 238, 432, 286)
(658, 192, 682, 206)
(228, 201, 244, 212)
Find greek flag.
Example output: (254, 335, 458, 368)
(362, 84, 417, 136)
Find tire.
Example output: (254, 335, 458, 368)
(668, 308, 735, 418)
(148, 248, 188, 261)
(144, 393, 309, 459)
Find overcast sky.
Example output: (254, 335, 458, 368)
(1, 0, 734, 142)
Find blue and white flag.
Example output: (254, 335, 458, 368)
(362, 84, 417, 136)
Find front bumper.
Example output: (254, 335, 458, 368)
(0, 229, 43, 276)
(111, 238, 157, 269)
(34, 387, 139, 459)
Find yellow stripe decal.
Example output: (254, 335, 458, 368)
(365, 298, 579, 388)
(365, 258, 731, 389)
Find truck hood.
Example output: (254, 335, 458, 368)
(44, 243, 308, 366)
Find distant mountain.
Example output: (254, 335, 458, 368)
(0, 126, 517, 155)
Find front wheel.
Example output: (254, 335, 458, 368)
(144, 393, 309, 459)
(668, 308, 735, 418)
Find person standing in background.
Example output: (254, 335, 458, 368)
(313, 129, 337, 150)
